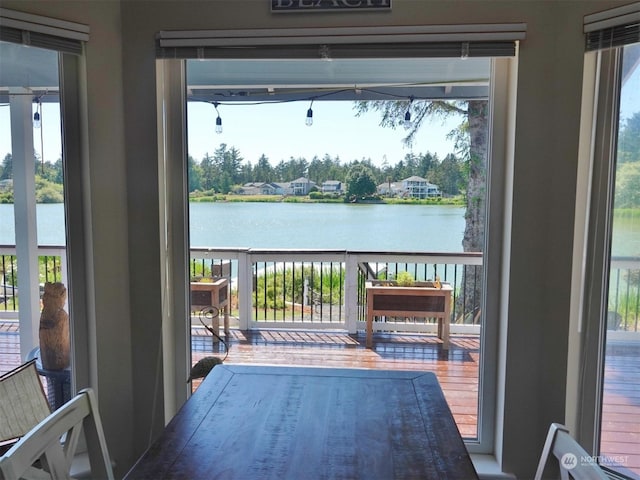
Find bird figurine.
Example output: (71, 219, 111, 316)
(187, 356, 223, 382)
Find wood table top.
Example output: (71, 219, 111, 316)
(125, 365, 478, 480)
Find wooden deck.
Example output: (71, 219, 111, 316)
(1, 321, 638, 476)
(601, 340, 640, 478)
(192, 328, 480, 438)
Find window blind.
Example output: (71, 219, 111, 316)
(585, 2, 640, 51)
(0, 8, 89, 55)
(157, 24, 525, 59)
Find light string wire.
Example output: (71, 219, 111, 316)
(191, 79, 487, 107)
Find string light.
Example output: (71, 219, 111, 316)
(305, 100, 314, 126)
(196, 89, 424, 130)
(33, 99, 41, 129)
(213, 102, 223, 134)
(403, 96, 414, 130)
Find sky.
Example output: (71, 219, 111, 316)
(186, 100, 462, 167)
(0, 100, 462, 168)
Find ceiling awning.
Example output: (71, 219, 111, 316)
(158, 23, 526, 59)
(163, 24, 524, 103)
(186, 56, 492, 102)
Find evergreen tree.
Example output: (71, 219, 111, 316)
(429, 154, 464, 196)
(615, 161, 640, 208)
(254, 155, 275, 183)
(618, 112, 640, 164)
(346, 163, 377, 198)
(1, 154, 12, 180)
(200, 153, 217, 191)
(188, 155, 203, 192)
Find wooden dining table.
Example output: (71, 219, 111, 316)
(125, 365, 478, 480)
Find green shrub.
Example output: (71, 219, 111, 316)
(254, 265, 344, 310)
(396, 271, 415, 286)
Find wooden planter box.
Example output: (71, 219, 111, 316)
(190, 278, 230, 336)
(365, 280, 453, 350)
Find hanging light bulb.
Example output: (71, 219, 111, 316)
(305, 100, 314, 126)
(403, 110, 412, 130)
(403, 96, 414, 130)
(213, 102, 223, 134)
(33, 100, 41, 129)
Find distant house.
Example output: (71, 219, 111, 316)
(260, 183, 282, 195)
(0, 179, 12, 192)
(377, 181, 402, 197)
(401, 176, 441, 199)
(235, 182, 285, 195)
(289, 177, 316, 195)
(377, 176, 441, 198)
(321, 180, 342, 194)
(274, 182, 290, 194)
(236, 183, 262, 195)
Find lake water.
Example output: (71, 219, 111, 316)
(0, 202, 640, 256)
(0, 202, 466, 252)
(2, 202, 639, 255)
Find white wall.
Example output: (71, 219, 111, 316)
(1, 0, 629, 477)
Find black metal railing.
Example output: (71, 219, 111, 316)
(0, 246, 66, 312)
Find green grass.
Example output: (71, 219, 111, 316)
(188, 193, 466, 205)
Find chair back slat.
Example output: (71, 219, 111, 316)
(0, 388, 114, 480)
(534, 423, 609, 480)
(0, 361, 51, 443)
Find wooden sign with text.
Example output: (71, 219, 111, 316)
(271, 0, 391, 13)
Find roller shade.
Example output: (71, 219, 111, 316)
(585, 2, 640, 51)
(0, 7, 89, 55)
(157, 24, 525, 59)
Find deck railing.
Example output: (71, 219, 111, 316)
(2, 245, 639, 333)
(189, 248, 485, 334)
(0, 246, 67, 316)
(190, 248, 481, 334)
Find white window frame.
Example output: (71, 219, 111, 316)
(1, 8, 91, 392)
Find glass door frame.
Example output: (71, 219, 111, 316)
(574, 43, 637, 477)
(156, 52, 517, 455)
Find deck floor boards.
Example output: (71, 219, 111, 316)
(1, 321, 638, 476)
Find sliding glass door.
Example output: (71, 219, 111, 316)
(598, 41, 640, 479)
(579, 6, 640, 476)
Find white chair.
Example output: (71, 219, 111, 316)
(0, 388, 114, 480)
(534, 423, 608, 480)
(0, 360, 51, 451)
